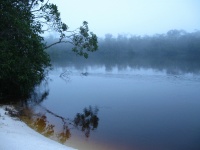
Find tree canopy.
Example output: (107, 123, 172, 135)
(0, 0, 98, 102)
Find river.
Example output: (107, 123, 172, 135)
(24, 65, 200, 150)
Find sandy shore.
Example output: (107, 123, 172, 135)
(0, 106, 77, 150)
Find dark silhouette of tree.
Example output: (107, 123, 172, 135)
(0, 0, 98, 102)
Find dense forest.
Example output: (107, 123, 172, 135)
(47, 30, 200, 74)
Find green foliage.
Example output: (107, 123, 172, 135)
(0, 0, 98, 102)
(0, 0, 50, 100)
(72, 21, 98, 59)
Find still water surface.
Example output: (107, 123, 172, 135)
(28, 66, 200, 150)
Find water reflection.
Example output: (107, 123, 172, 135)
(47, 30, 200, 75)
(81, 72, 89, 76)
(59, 70, 72, 83)
(20, 105, 99, 144)
(18, 61, 200, 150)
(49, 52, 200, 75)
(57, 124, 71, 143)
(74, 106, 99, 138)
(33, 115, 55, 137)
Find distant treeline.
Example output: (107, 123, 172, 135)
(45, 30, 200, 74)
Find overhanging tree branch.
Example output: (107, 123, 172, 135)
(44, 38, 73, 49)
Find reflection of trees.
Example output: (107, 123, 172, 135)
(57, 125, 71, 144)
(20, 105, 99, 144)
(74, 106, 99, 137)
(33, 115, 54, 137)
(81, 72, 89, 76)
(38, 105, 72, 143)
(59, 70, 72, 83)
(19, 80, 50, 107)
(47, 30, 200, 75)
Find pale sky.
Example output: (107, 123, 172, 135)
(50, 0, 200, 37)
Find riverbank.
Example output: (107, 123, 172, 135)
(0, 105, 77, 150)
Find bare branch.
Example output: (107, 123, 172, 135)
(44, 38, 73, 49)
(29, 0, 36, 11)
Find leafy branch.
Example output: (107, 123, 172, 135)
(29, 0, 98, 58)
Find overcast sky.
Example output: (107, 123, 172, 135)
(50, 0, 200, 37)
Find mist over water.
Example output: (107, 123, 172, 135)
(26, 30, 200, 150)
(36, 67, 200, 150)
(46, 30, 200, 75)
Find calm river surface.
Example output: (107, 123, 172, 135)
(29, 65, 200, 150)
